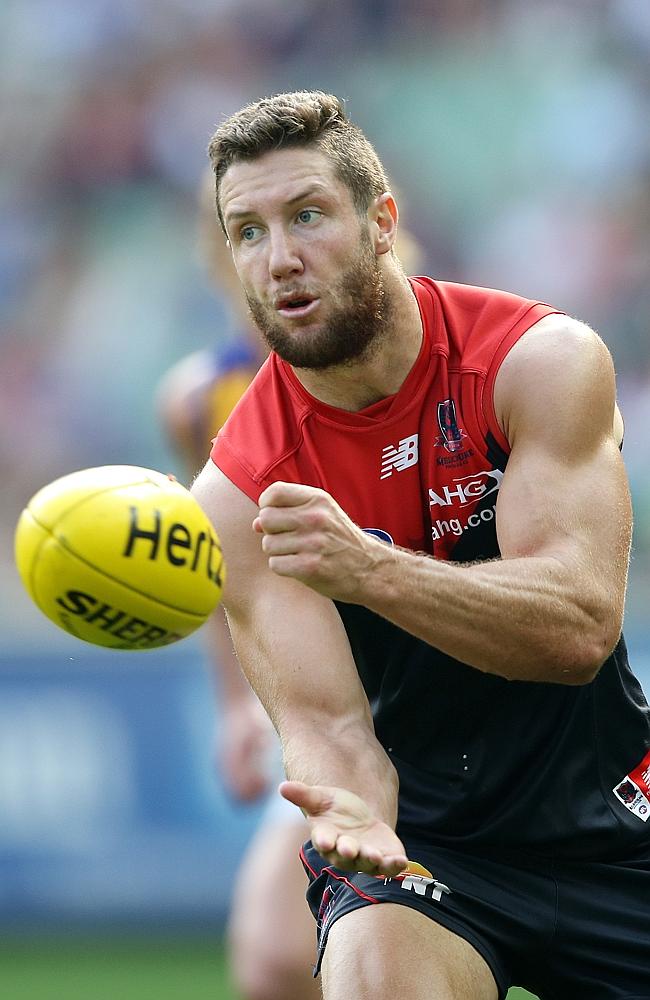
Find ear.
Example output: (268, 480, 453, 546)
(369, 192, 398, 256)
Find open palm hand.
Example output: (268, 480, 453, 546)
(280, 780, 408, 876)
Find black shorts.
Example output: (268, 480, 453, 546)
(301, 838, 650, 999)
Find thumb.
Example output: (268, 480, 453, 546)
(279, 780, 333, 816)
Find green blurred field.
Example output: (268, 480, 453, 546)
(0, 936, 538, 999)
(0, 938, 233, 1000)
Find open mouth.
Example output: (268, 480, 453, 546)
(276, 296, 320, 318)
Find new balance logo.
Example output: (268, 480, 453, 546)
(400, 874, 451, 902)
(380, 434, 419, 479)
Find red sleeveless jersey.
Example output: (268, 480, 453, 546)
(211, 277, 560, 562)
(210, 278, 650, 858)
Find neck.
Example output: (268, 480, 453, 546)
(292, 271, 423, 412)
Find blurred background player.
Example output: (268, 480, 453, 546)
(156, 169, 424, 1000)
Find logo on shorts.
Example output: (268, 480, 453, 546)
(613, 749, 650, 822)
(317, 885, 335, 927)
(398, 872, 451, 901)
(436, 399, 466, 453)
(374, 861, 451, 902)
(318, 884, 343, 937)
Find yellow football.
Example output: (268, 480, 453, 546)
(14, 465, 225, 650)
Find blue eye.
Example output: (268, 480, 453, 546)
(241, 225, 258, 241)
(297, 209, 318, 224)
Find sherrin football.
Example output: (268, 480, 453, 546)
(14, 465, 225, 650)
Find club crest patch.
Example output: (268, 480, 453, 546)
(436, 399, 466, 453)
(613, 749, 650, 821)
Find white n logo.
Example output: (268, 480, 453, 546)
(380, 434, 419, 480)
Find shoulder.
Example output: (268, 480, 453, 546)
(496, 315, 615, 394)
(421, 277, 550, 318)
(493, 315, 618, 450)
(212, 355, 309, 495)
(413, 277, 563, 368)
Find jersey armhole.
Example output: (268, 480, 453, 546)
(211, 436, 263, 504)
(481, 305, 566, 454)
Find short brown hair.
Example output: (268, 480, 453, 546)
(207, 91, 390, 230)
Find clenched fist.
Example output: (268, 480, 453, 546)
(253, 482, 391, 602)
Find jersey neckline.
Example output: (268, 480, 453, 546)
(275, 277, 442, 428)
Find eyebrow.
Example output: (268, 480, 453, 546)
(225, 185, 331, 224)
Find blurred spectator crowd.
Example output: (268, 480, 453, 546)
(1, 0, 649, 635)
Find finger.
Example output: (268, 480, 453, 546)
(252, 514, 299, 536)
(318, 844, 407, 877)
(266, 554, 319, 582)
(340, 850, 409, 877)
(382, 854, 410, 875)
(331, 836, 409, 875)
(311, 821, 343, 856)
(333, 834, 360, 861)
(259, 481, 322, 508)
(335, 836, 407, 873)
(262, 531, 324, 558)
(257, 507, 304, 535)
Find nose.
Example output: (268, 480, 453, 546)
(268, 227, 304, 280)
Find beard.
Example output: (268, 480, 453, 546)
(245, 237, 389, 370)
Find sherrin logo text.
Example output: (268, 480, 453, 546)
(55, 590, 182, 647)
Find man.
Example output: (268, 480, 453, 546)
(191, 91, 650, 999)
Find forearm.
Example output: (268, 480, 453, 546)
(364, 546, 618, 684)
(204, 609, 259, 706)
(225, 578, 400, 827)
(279, 710, 400, 827)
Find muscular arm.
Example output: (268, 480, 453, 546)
(256, 317, 632, 685)
(157, 356, 274, 799)
(191, 464, 407, 874)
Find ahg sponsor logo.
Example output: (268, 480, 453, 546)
(431, 503, 497, 542)
(428, 469, 503, 509)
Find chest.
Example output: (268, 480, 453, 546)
(296, 380, 507, 561)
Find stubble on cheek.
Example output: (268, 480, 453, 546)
(246, 238, 386, 370)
